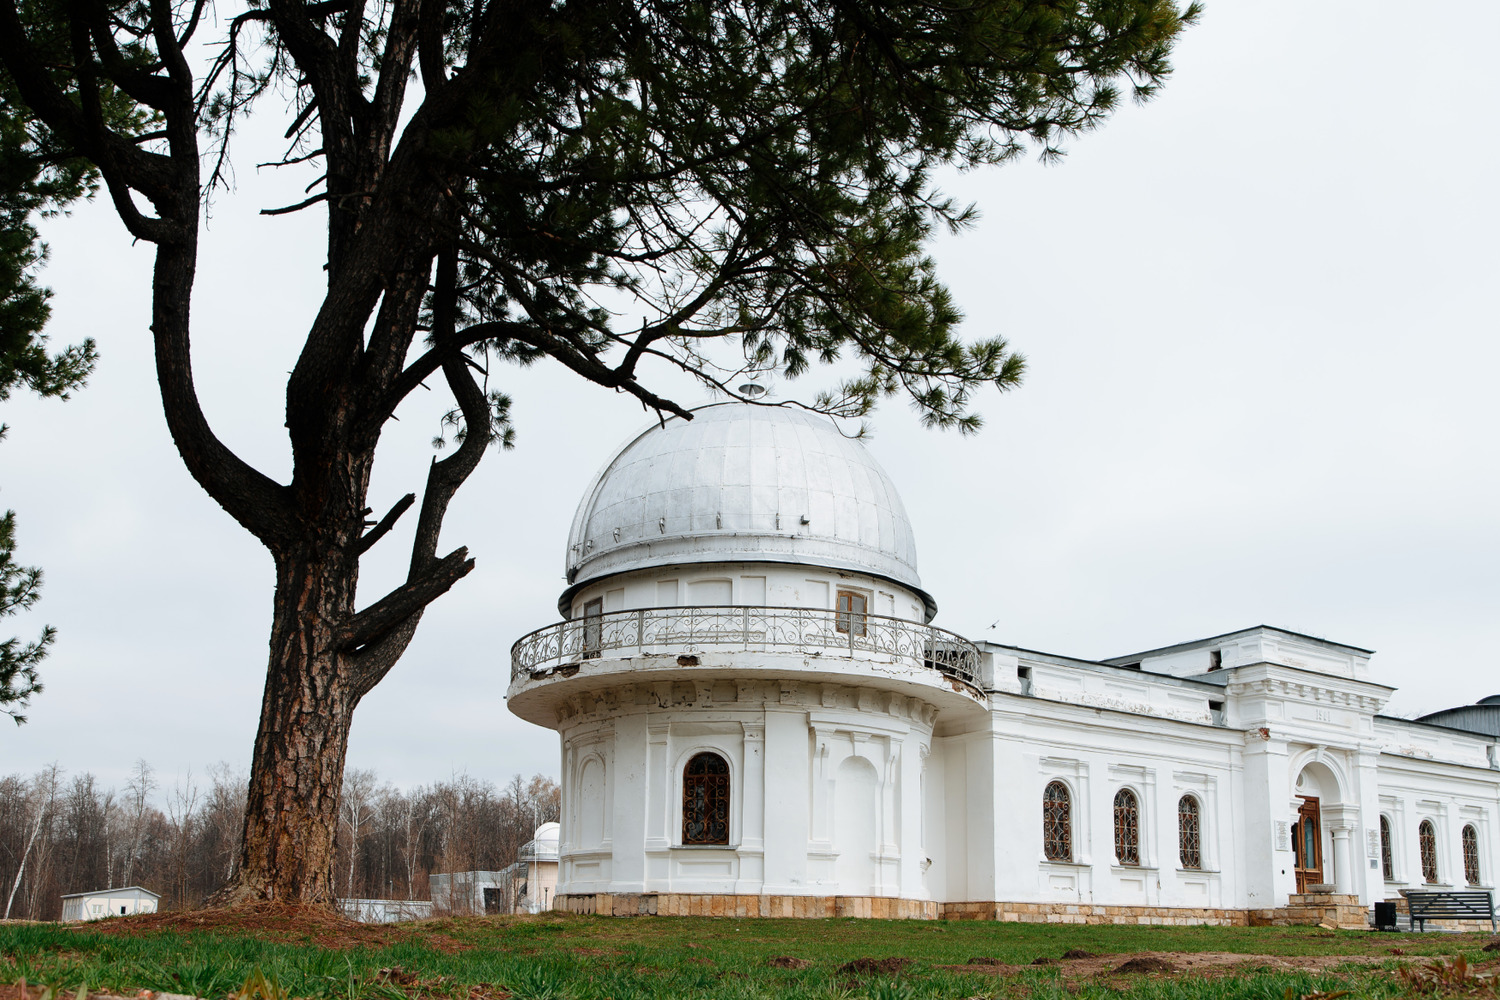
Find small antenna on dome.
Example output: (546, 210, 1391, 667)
(738, 382, 767, 398)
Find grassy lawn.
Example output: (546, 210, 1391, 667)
(3, 911, 1497, 1000)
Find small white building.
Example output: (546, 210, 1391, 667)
(431, 822, 561, 915)
(339, 898, 434, 923)
(516, 822, 561, 912)
(505, 401, 1500, 926)
(60, 886, 159, 921)
(429, 870, 514, 915)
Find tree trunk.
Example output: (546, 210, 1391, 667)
(4, 795, 45, 919)
(219, 548, 362, 906)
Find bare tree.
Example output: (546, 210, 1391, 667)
(120, 758, 155, 887)
(164, 771, 199, 910)
(338, 768, 378, 899)
(4, 763, 59, 918)
(202, 763, 248, 888)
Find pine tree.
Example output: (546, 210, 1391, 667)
(0, 0, 1200, 903)
(0, 13, 119, 721)
(0, 502, 51, 723)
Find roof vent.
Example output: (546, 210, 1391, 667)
(738, 382, 767, 398)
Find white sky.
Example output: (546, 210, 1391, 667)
(3, 2, 1497, 793)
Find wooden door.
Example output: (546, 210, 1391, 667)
(1293, 795, 1323, 892)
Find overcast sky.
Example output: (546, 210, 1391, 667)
(3, 2, 1497, 796)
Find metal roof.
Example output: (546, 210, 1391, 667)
(1415, 701, 1500, 740)
(59, 885, 159, 899)
(562, 402, 933, 618)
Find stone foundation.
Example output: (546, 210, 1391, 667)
(1248, 893, 1366, 930)
(553, 893, 1355, 926)
(940, 901, 1248, 926)
(554, 893, 939, 919)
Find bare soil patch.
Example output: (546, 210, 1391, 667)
(77, 903, 469, 952)
(766, 957, 811, 970)
(938, 951, 1393, 979)
(1115, 956, 1178, 974)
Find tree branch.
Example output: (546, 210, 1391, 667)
(356, 492, 415, 555)
(338, 546, 474, 653)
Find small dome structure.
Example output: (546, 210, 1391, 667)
(534, 820, 560, 847)
(562, 402, 934, 618)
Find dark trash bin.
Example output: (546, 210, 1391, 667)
(1374, 901, 1398, 931)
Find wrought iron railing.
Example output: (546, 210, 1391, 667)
(518, 839, 559, 863)
(510, 605, 980, 687)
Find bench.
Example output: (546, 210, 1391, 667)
(1404, 889, 1496, 932)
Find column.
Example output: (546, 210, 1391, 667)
(1331, 826, 1353, 894)
(1241, 732, 1295, 907)
(735, 719, 766, 893)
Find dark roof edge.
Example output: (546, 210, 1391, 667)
(1376, 714, 1499, 739)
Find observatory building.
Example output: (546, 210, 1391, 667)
(506, 401, 1500, 924)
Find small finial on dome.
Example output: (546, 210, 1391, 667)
(738, 382, 767, 398)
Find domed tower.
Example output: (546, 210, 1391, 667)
(507, 402, 984, 917)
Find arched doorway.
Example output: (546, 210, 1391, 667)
(1292, 761, 1341, 893)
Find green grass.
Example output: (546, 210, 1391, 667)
(1, 914, 1494, 1000)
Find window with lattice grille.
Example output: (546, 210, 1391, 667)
(1463, 824, 1481, 885)
(1380, 815, 1394, 881)
(1178, 796, 1201, 870)
(1114, 788, 1140, 866)
(1419, 820, 1439, 883)
(682, 752, 730, 845)
(1043, 781, 1071, 861)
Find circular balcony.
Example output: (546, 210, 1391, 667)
(510, 605, 980, 688)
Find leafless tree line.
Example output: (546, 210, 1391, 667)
(0, 763, 558, 920)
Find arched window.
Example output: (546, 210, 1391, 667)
(1114, 789, 1140, 866)
(1178, 796, 1201, 870)
(1419, 820, 1439, 883)
(1463, 825, 1481, 885)
(682, 752, 730, 845)
(1042, 781, 1072, 861)
(1379, 815, 1394, 881)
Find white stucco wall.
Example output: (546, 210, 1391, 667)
(553, 681, 938, 900)
(566, 561, 927, 625)
(60, 887, 158, 921)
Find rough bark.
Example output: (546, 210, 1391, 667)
(220, 550, 359, 905)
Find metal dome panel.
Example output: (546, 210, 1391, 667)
(563, 402, 933, 617)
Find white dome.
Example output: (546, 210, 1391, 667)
(562, 402, 934, 617)
(534, 821, 560, 846)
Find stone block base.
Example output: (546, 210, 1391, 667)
(553, 893, 938, 919)
(1248, 893, 1365, 930)
(939, 901, 1248, 926)
(554, 893, 1375, 928)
